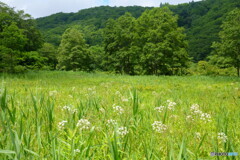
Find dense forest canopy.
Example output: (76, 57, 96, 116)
(36, 0, 240, 62)
(0, 0, 240, 76)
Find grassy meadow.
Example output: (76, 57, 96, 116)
(0, 71, 239, 159)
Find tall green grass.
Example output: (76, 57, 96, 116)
(0, 71, 239, 159)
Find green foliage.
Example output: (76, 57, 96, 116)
(0, 2, 43, 73)
(57, 28, 91, 71)
(211, 8, 240, 76)
(136, 7, 189, 75)
(38, 43, 58, 69)
(36, 0, 240, 62)
(0, 22, 27, 51)
(103, 13, 137, 74)
(88, 45, 105, 71)
(0, 22, 27, 72)
(188, 61, 236, 76)
(18, 51, 47, 70)
(169, 0, 240, 61)
(0, 71, 240, 159)
(103, 8, 189, 75)
(36, 6, 150, 46)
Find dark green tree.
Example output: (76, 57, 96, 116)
(0, 22, 27, 72)
(211, 8, 240, 76)
(38, 43, 58, 69)
(103, 13, 137, 74)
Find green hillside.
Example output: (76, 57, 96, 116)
(36, 0, 240, 61)
(36, 6, 151, 46)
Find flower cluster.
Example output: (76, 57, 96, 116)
(154, 100, 176, 113)
(99, 108, 105, 113)
(58, 120, 67, 130)
(152, 121, 168, 133)
(154, 106, 165, 113)
(195, 132, 201, 140)
(76, 119, 91, 130)
(167, 100, 177, 110)
(218, 132, 228, 143)
(107, 119, 117, 127)
(87, 87, 96, 95)
(115, 91, 129, 102)
(113, 105, 124, 115)
(187, 104, 212, 123)
(190, 104, 202, 115)
(121, 97, 129, 102)
(62, 105, 78, 114)
(117, 127, 129, 137)
(115, 91, 121, 95)
(74, 149, 80, 154)
(200, 113, 212, 122)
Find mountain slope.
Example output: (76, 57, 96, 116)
(36, 0, 240, 61)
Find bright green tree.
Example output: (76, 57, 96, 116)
(212, 8, 240, 76)
(136, 7, 189, 75)
(57, 28, 90, 71)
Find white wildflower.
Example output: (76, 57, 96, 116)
(74, 149, 80, 153)
(117, 127, 129, 137)
(200, 113, 212, 122)
(62, 105, 71, 111)
(76, 119, 91, 130)
(121, 97, 129, 102)
(71, 108, 78, 114)
(188, 104, 212, 123)
(113, 105, 124, 115)
(152, 121, 168, 133)
(62, 105, 77, 114)
(99, 108, 105, 113)
(167, 100, 177, 110)
(154, 106, 165, 113)
(218, 132, 228, 143)
(107, 119, 117, 126)
(195, 132, 201, 140)
(87, 87, 96, 95)
(190, 104, 203, 115)
(186, 115, 194, 121)
(58, 120, 67, 130)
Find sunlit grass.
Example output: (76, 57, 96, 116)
(0, 71, 239, 159)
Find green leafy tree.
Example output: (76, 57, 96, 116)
(38, 43, 58, 69)
(212, 8, 240, 76)
(57, 28, 90, 71)
(88, 45, 105, 70)
(0, 2, 43, 73)
(136, 7, 189, 75)
(103, 13, 137, 74)
(0, 22, 27, 72)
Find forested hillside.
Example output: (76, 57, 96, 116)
(36, 0, 240, 61)
(36, 6, 151, 46)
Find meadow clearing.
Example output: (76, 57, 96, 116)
(0, 71, 239, 159)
